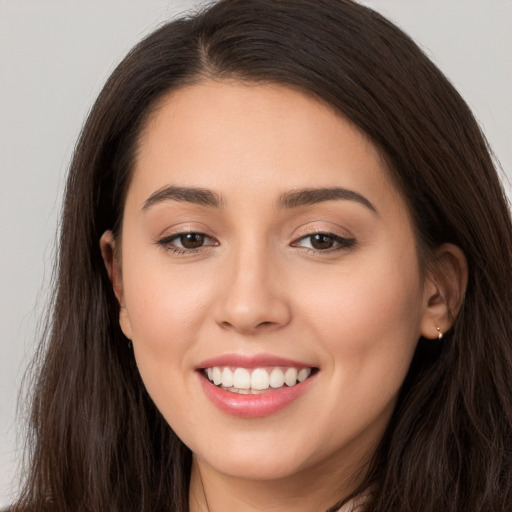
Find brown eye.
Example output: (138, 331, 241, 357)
(179, 233, 206, 249)
(158, 231, 217, 253)
(292, 232, 356, 252)
(310, 233, 335, 250)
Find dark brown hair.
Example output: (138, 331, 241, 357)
(12, 1, 512, 511)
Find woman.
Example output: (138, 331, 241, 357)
(11, 0, 512, 511)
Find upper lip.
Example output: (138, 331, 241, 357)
(196, 353, 315, 370)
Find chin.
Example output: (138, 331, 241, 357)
(201, 450, 311, 481)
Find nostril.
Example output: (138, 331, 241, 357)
(220, 320, 271, 327)
(256, 321, 274, 328)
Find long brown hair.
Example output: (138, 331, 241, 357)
(12, 1, 512, 511)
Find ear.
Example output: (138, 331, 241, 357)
(100, 230, 133, 340)
(420, 243, 468, 340)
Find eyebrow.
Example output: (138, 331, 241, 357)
(142, 185, 376, 214)
(142, 185, 224, 210)
(277, 187, 377, 214)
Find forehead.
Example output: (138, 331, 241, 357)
(128, 80, 402, 214)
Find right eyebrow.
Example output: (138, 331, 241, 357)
(142, 185, 224, 211)
(277, 187, 377, 214)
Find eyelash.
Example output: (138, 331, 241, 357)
(157, 232, 217, 255)
(291, 232, 356, 253)
(157, 231, 356, 255)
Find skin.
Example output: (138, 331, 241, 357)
(101, 81, 466, 512)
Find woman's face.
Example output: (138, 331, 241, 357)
(105, 81, 436, 486)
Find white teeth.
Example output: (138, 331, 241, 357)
(212, 367, 222, 385)
(204, 365, 314, 392)
(221, 367, 234, 387)
(269, 368, 285, 388)
(284, 367, 298, 387)
(297, 368, 311, 382)
(251, 368, 270, 390)
(233, 368, 251, 389)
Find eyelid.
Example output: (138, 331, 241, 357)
(290, 224, 356, 253)
(291, 232, 355, 251)
(155, 221, 218, 239)
(164, 232, 216, 245)
(156, 227, 219, 254)
(292, 221, 354, 240)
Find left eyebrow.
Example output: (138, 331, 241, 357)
(277, 187, 377, 214)
(142, 185, 224, 211)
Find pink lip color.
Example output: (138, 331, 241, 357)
(199, 375, 315, 418)
(196, 353, 317, 418)
(196, 353, 312, 370)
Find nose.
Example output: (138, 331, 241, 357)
(214, 244, 292, 335)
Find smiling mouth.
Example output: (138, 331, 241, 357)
(203, 366, 316, 394)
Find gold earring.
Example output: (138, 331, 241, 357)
(436, 326, 443, 340)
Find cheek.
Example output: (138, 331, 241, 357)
(298, 247, 424, 395)
(287, 261, 423, 453)
(119, 253, 216, 396)
(304, 246, 421, 324)
(330, 268, 419, 352)
(122, 245, 212, 334)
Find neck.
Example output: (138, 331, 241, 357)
(188, 450, 367, 512)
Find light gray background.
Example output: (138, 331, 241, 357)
(1, 0, 511, 506)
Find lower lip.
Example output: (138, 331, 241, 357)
(199, 372, 315, 418)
